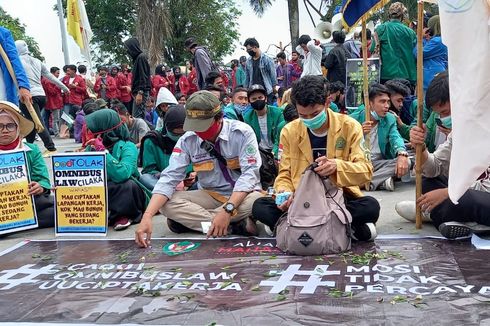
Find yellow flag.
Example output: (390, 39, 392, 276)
(67, 0, 84, 49)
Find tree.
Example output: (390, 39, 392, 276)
(0, 7, 44, 61)
(56, 0, 239, 67)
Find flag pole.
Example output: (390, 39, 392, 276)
(56, 0, 70, 65)
(362, 19, 371, 147)
(415, 0, 424, 229)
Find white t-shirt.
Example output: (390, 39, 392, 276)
(434, 128, 447, 150)
(369, 125, 383, 161)
(0, 65, 7, 101)
(258, 114, 272, 150)
(69, 77, 75, 84)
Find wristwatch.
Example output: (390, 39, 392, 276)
(223, 202, 237, 216)
(397, 151, 409, 157)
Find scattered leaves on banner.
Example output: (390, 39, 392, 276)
(170, 267, 182, 272)
(240, 278, 250, 284)
(181, 280, 193, 286)
(219, 281, 232, 289)
(251, 285, 261, 291)
(117, 251, 130, 263)
(390, 295, 408, 304)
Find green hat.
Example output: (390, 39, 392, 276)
(183, 90, 221, 132)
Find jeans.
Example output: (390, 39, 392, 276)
(252, 194, 380, 230)
(422, 176, 490, 228)
(42, 108, 61, 136)
(19, 96, 56, 151)
(139, 173, 159, 191)
(132, 92, 149, 119)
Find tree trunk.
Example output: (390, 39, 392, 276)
(288, 0, 299, 49)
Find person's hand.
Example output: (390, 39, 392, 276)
(390, 110, 404, 128)
(19, 88, 32, 104)
(86, 137, 105, 151)
(362, 121, 374, 135)
(207, 210, 231, 238)
(395, 155, 409, 178)
(438, 126, 451, 136)
(126, 86, 131, 92)
(183, 172, 197, 188)
(314, 156, 337, 177)
(314, 39, 321, 46)
(135, 94, 143, 105)
(277, 76, 284, 81)
(277, 191, 294, 212)
(68, 83, 76, 89)
(410, 125, 427, 146)
(28, 182, 44, 196)
(417, 188, 448, 213)
(135, 216, 153, 248)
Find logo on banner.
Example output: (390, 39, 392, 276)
(162, 241, 201, 256)
(440, 0, 474, 12)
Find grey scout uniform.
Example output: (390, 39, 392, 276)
(153, 119, 262, 199)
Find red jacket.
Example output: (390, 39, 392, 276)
(151, 75, 170, 97)
(116, 72, 132, 102)
(231, 68, 237, 90)
(177, 75, 190, 96)
(42, 77, 63, 110)
(94, 75, 118, 100)
(187, 70, 198, 95)
(220, 71, 229, 91)
(62, 74, 87, 106)
(167, 74, 176, 94)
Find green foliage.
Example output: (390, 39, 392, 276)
(0, 7, 44, 61)
(56, 0, 240, 66)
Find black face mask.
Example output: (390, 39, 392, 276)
(247, 50, 256, 57)
(251, 99, 266, 111)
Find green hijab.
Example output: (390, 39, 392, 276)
(428, 15, 441, 37)
(85, 109, 130, 148)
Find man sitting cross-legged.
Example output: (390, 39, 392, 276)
(252, 75, 380, 241)
(135, 91, 264, 247)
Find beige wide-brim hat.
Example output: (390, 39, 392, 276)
(0, 101, 34, 137)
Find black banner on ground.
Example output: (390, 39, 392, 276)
(0, 238, 489, 324)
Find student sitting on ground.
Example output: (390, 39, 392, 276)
(115, 103, 150, 148)
(223, 87, 249, 122)
(244, 84, 286, 159)
(85, 109, 149, 231)
(154, 87, 178, 130)
(0, 101, 54, 228)
(349, 83, 410, 191)
(395, 126, 490, 239)
(251, 76, 380, 241)
(139, 105, 194, 190)
(135, 91, 263, 247)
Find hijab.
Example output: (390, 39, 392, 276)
(0, 109, 22, 150)
(85, 109, 130, 149)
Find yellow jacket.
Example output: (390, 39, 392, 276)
(275, 109, 372, 198)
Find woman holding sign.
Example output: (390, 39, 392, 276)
(85, 109, 148, 231)
(0, 101, 54, 228)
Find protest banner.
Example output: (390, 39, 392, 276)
(52, 152, 108, 236)
(0, 149, 37, 234)
(0, 238, 489, 324)
(345, 58, 380, 110)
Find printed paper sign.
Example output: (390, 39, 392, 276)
(0, 149, 38, 234)
(52, 153, 108, 236)
(345, 58, 381, 110)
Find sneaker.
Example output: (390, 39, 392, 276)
(352, 223, 377, 241)
(395, 201, 431, 223)
(464, 222, 490, 234)
(264, 225, 274, 237)
(382, 177, 395, 192)
(438, 222, 472, 239)
(113, 217, 131, 231)
(166, 218, 194, 234)
(42, 149, 57, 158)
(230, 217, 259, 236)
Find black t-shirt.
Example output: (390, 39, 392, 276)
(307, 129, 327, 159)
(252, 58, 265, 88)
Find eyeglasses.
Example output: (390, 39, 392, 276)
(0, 123, 17, 132)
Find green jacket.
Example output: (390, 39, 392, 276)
(223, 104, 241, 121)
(398, 99, 432, 141)
(349, 105, 406, 159)
(376, 20, 417, 82)
(141, 134, 193, 175)
(330, 102, 340, 113)
(25, 143, 51, 190)
(236, 66, 247, 87)
(243, 105, 286, 158)
(103, 140, 140, 183)
(424, 112, 438, 153)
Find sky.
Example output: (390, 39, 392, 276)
(0, 0, 318, 68)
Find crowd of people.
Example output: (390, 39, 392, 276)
(1, 1, 489, 244)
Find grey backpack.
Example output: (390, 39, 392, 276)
(275, 163, 352, 255)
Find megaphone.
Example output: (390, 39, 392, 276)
(315, 13, 344, 43)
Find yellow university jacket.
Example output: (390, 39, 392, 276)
(275, 109, 372, 198)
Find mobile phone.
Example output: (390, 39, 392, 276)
(435, 118, 443, 127)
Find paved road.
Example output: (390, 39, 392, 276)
(0, 138, 440, 252)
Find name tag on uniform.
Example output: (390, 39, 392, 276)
(193, 160, 215, 172)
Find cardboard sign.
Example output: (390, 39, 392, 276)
(52, 153, 108, 236)
(345, 58, 381, 110)
(0, 149, 38, 234)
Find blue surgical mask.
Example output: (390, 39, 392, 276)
(301, 110, 327, 130)
(440, 115, 452, 129)
(371, 110, 380, 121)
(234, 103, 250, 115)
(167, 130, 182, 142)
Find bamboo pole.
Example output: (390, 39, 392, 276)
(362, 20, 370, 146)
(415, 1, 424, 229)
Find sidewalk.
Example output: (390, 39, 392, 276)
(0, 138, 440, 252)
